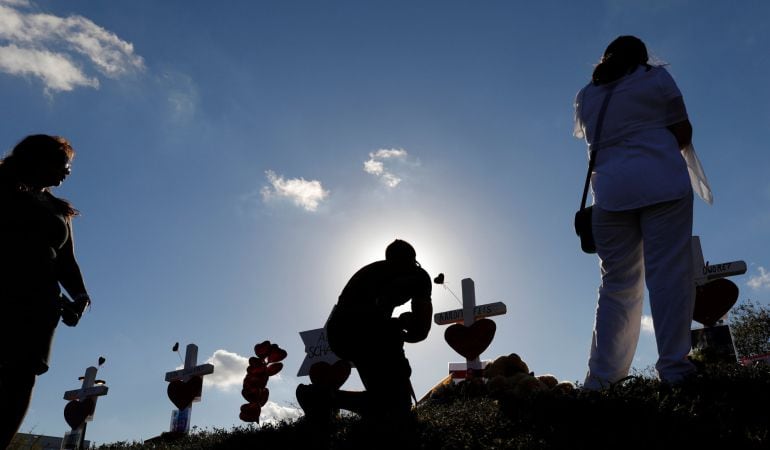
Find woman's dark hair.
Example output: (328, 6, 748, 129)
(0, 134, 79, 217)
(592, 35, 651, 85)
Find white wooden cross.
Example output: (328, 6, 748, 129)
(692, 235, 746, 287)
(62, 366, 108, 449)
(434, 278, 507, 378)
(688, 236, 747, 362)
(164, 343, 215, 433)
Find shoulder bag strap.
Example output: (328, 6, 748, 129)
(580, 83, 618, 210)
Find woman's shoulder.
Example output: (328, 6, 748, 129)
(640, 65, 676, 83)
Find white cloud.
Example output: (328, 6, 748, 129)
(748, 266, 770, 290)
(641, 315, 654, 335)
(202, 349, 249, 391)
(0, 2, 144, 93)
(261, 170, 329, 212)
(363, 148, 411, 188)
(363, 159, 384, 176)
(371, 148, 408, 160)
(0, 0, 30, 7)
(260, 401, 303, 424)
(0, 44, 98, 91)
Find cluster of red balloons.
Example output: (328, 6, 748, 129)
(239, 340, 287, 423)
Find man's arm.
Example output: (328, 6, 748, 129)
(399, 295, 432, 343)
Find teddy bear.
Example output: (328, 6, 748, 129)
(485, 353, 575, 398)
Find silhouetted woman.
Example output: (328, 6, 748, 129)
(574, 36, 698, 389)
(0, 135, 91, 448)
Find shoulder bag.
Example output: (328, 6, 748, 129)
(574, 83, 616, 254)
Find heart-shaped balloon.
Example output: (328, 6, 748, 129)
(167, 376, 203, 410)
(64, 398, 95, 429)
(244, 371, 269, 388)
(444, 318, 497, 360)
(254, 341, 272, 358)
(247, 364, 267, 376)
(309, 360, 351, 390)
(267, 346, 287, 363)
(248, 356, 264, 367)
(266, 362, 283, 376)
(694, 278, 739, 327)
(241, 386, 269, 405)
(239, 402, 262, 423)
(434, 273, 445, 284)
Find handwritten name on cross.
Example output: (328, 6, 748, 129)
(62, 366, 108, 450)
(164, 343, 214, 433)
(691, 235, 746, 286)
(434, 278, 507, 377)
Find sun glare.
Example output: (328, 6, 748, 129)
(329, 213, 471, 315)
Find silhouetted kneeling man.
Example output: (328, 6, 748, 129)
(298, 239, 432, 433)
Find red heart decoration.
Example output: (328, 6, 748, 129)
(247, 364, 266, 376)
(239, 402, 262, 423)
(167, 376, 203, 410)
(64, 398, 95, 429)
(444, 318, 497, 360)
(254, 341, 272, 358)
(266, 362, 283, 376)
(309, 360, 351, 390)
(248, 356, 264, 367)
(267, 346, 287, 363)
(241, 386, 269, 405)
(257, 387, 269, 406)
(694, 278, 739, 327)
(244, 372, 268, 389)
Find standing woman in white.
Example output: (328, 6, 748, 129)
(574, 36, 704, 389)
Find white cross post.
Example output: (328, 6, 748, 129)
(62, 366, 108, 450)
(434, 278, 507, 379)
(164, 343, 214, 433)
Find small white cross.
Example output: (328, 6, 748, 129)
(164, 343, 214, 433)
(434, 278, 507, 376)
(62, 366, 108, 449)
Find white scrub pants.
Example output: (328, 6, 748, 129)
(584, 192, 695, 390)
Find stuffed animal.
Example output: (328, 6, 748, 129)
(485, 354, 575, 399)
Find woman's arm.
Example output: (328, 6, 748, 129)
(667, 119, 692, 150)
(665, 94, 692, 149)
(57, 220, 89, 307)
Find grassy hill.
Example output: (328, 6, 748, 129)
(95, 362, 769, 449)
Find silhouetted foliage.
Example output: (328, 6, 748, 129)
(731, 300, 770, 358)
(94, 363, 770, 449)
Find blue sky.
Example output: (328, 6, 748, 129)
(2, 0, 769, 445)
